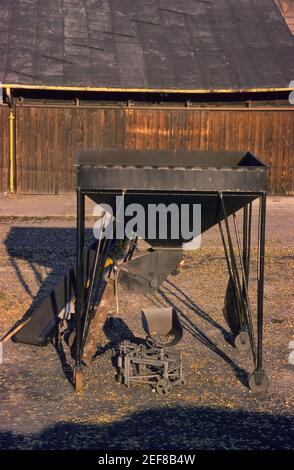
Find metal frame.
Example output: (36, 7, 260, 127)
(217, 192, 267, 382)
(116, 341, 185, 396)
(74, 187, 85, 390)
(74, 189, 267, 393)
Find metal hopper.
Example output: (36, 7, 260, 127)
(7, 148, 269, 396)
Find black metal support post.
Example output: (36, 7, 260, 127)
(75, 187, 85, 390)
(256, 192, 266, 372)
(241, 202, 253, 339)
(218, 192, 245, 329)
(232, 210, 256, 359)
(248, 192, 268, 393)
(218, 193, 258, 359)
(242, 203, 251, 287)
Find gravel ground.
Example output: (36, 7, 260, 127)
(0, 203, 293, 450)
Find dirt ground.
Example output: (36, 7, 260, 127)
(0, 196, 293, 450)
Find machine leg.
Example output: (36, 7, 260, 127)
(218, 193, 246, 334)
(219, 193, 257, 362)
(235, 202, 252, 351)
(249, 192, 268, 393)
(236, 202, 251, 350)
(257, 193, 266, 372)
(233, 202, 254, 353)
(242, 203, 252, 287)
(75, 187, 85, 393)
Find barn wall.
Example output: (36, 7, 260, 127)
(0, 105, 9, 193)
(15, 105, 294, 195)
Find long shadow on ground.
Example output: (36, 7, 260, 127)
(4, 226, 93, 314)
(0, 406, 293, 450)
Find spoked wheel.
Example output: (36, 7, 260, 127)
(248, 371, 269, 393)
(234, 331, 250, 352)
(156, 378, 173, 396)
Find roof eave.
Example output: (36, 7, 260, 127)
(1, 84, 294, 94)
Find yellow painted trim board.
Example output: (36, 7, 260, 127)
(2, 84, 294, 93)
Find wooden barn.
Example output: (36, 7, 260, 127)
(0, 0, 294, 195)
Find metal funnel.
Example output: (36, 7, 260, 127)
(141, 307, 183, 347)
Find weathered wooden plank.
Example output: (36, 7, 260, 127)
(275, 0, 294, 33)
(0, 105, 9, 193)
(14, 106, 294, 195)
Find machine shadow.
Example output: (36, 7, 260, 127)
(4, 226, 93, 315)
(155, 286, 248, 387)
(4, 226, 143, 386)
(93, 316, 144, 360)
(166, 278, 234, 346)
(4, 226, 246, 387)
(4, 226, 91, 386)
(0, 406, 293, 450)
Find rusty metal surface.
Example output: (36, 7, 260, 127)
(82, 279, 115, 366)
(0, 1, 294, 90)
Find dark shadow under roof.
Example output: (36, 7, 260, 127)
(0, 0, 294, 92)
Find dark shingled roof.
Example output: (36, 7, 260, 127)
(0, 0, 294, 92)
